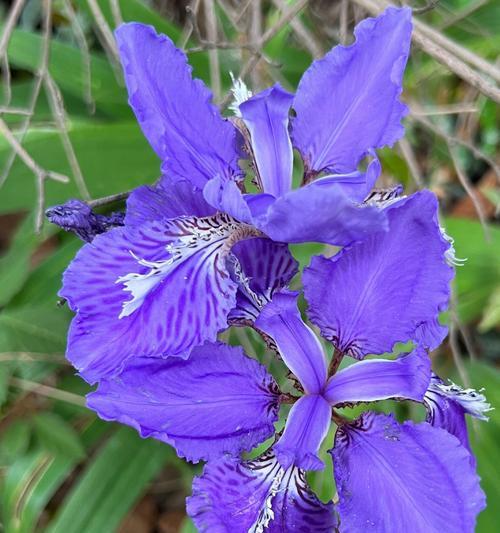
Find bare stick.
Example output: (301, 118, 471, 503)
(438, 0, 488, 30)
(411, 0, 440, 15)
(44, 73, 90, 199)
(409, 109, 500, 182)
(180, 0, 202, 48)
(447, 140, 490, 238)
(411, 103, 478, 116)
(88, 188, 132, 208)
(0, 118, 69, 185)
(339, 0, 349, 44)
(10, 377, 86, 406)
(272, 0, 323, 58)
(204, 0, 222, 99)
(220, 0, 309, 107)
(110, 0, 124, 27)
(350, 0, 500, 104)
(398, 138, 424, 188)
(249, 0, 263, 88)
(63, 0, 95, 113)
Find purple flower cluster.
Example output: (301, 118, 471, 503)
(50, 7, 490, 531)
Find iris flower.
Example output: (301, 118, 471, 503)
(50, 6, 490, 530)
(59, 7, 414, 384)
(87, 191, 488, 531)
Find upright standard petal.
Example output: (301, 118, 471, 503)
(87, 343, 280, 462)
(324, 347, 431, 406)
(291, 7, 412, 175)
(424, 373, 492, 463)
(187, 451, 337, 532)
(239, 84, 294, 197)
(125, 175, 215, 227)
(254, 291, 327, 394)
(304, 191, 454, 359)
(228, 238, 298, 324)
(61, 214, 258, 383)
(274, 394, 331, 470)
(332, 412, 486, 532)
(115, 23, 242, 187)
(253, 180, 387, 246)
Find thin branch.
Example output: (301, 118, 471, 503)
(350, 0, 500, 104)
(398, 138, 424, 188)
(447, 140, 490, 238)
(411, 0, 440, 15)
(88, 188, 132, 208)
(409, 108, 500, 183)
(204, 0, 221, 99)
(63, 0, 95, 113)
(339, 0, 349, 44)
(10, 377, 86, 407)
(44, 73, 90, 199)
(272, 0, 323, 58)
(220, 0, 309, 107)
(109, 0, 124, 27)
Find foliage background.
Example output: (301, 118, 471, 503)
(0, 0, 499, 531)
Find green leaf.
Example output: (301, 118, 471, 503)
(0, 215, 55, 307)
(0, 122, 159, 214)
(46, 427, 171, 533)
(1, 419, 109, 533)
(5, 27, 129, 116)
(456, 361, 500, 533)
(443, 218, 500, 323)
(478, 286, 500, 332)
(31, 413, 85, 460)
(0, 360, 13, 407)
(0, 420, 31, 464)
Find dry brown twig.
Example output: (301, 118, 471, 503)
(350, 0, 500, 104)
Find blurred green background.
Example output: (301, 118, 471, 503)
(0, 0, 498, 531)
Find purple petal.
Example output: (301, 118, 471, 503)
(115, 23, 242, 187)
(415, 316, 449, 352)
(253, 180, 388, 246)
(291, 7, 412, 175)
(424, 373, 492, 465)
(254, 291, 327, 394)
(325, 347, 430, 406)
(304, 191, 454, 358)
(187, 451, 337, 532)
(87, 342, 280, 462)
(312, 155, 381, 202)
(203, 175, 252, 223)
(228, 238, 298, 324)
(46, 199, 124, 242)
(332, 412, 486, 532)
(274, 394, 331, 470)
(239, 84, 294, 197)
(125, 175, 215, 226)
(61, 214, 246, 383)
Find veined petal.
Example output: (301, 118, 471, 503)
(274, 394, 331, 470)
(253, 180, 388, 246)
(228, 238, 298, 324)
(115, 23, 242, 187)
(291, 7, 412, 175)
(332, 412, 486, 532)
(324, 347, 431, 406)
(187, 451, 337, 532)
(125, 175, 215, 227)
(304, 191, 454, 359)
(424, 373, 492, 464)
(61, 214, 258, 383)
(87, 342, 280, 462)
(254, 292, 327, 394)
(239, 84, 294, 197)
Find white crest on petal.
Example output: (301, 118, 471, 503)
(429, 378, 493, 421)
(116, 214, 240, 318)
(440, 226, 467, 267)
(248, 466, 285, 533)
(229, 72, 252, 117)
(364, 185, 405, 208)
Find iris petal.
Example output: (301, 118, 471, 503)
(87, 342, 280, 462)
(332, 412, 485, 532)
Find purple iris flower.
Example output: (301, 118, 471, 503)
(57, 6, 415, 384)
(87, 191, 487, 531)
